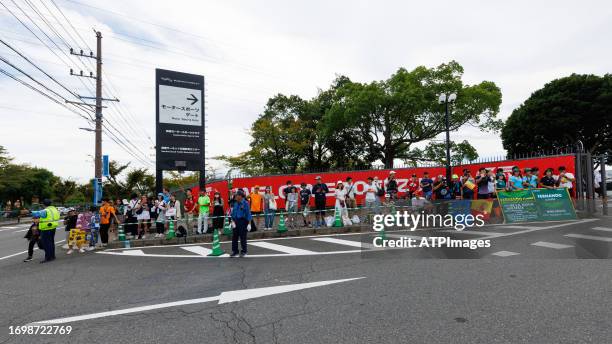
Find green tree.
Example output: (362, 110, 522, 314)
(326, 61, 502, 168)
(0, 145, 13, 168)
(53, 179, 77, 204)
(125, 168, 155, 196)
(408, 140, 479, 166)
(501, 74, 612, 162)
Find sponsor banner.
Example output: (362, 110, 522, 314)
(470, 199, 494, 221)
(497, 188, 576, 223)
(195, 155, 576, 211)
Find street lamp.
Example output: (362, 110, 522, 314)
(438, 93, 457, 183)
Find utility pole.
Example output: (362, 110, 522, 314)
(69, 30, 118, 204)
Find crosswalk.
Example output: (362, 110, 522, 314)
(97, 220, 612, 260)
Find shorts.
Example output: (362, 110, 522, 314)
(477, 193, 490, 200)
(314, 199, 326, 215)
(137, 212, 150, 221)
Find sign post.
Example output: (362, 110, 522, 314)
(155, 69, 205, 192)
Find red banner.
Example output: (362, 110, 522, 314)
(192, 155, 575, 211)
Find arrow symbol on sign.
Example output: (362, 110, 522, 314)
(187, 93, 198, 105)
(29, 277, 365, 324)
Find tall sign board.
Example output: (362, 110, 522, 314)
(155, 69, 205, 192)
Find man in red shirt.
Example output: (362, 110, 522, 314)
(407, 173, 419, 200)
(183, 189, 197, 234)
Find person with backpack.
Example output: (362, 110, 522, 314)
(344, 177, 357, 218)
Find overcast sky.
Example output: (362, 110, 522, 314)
(1, 0, 611, 182)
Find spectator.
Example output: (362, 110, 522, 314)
(364, 177, 379, 222)
(540, 168, 557, 189)
(475, 168, 493, 199)
(100, 199, 119, 246)
(344, 177, 357, 216)
(263, 187, 276, 230)
(63, 208, 77, 249)
(386, 171, 398, 200)
(495, 169, 507, 191)
(183, 189, 197, 234)
(166, 194, 181, 234)
(522, 168, 538, 189)
(153, 193, 166, 238)
(136, 195, 151, 239)
(312, 176, 329, 228)
(531, 167, 540, 184)
(461, 169, 476, 199)
(23, 215, 41, 262)
(407, 174, 419, 200)
(286, 186, 298, 229)
(197, 189, 210, 234)
(433, 175, 450, 200)
(450, 174, 462, 199)
(248, 186, 264, 230)
(162, 188, 171, 203)
(125, 193, 140, 239)
(334, 181, 349, 224)
(299, 182, 311, 227)
(230, 190, 252, 258)
(373, 176, 384, 205)
(557, 166, 576, 196)
(88, 206, 101, 250)
(420, 172, 434, 200)
(282, 180, 296, 199)
(508, 167, 524, 191)
(212, 192, 225, 232)
(487, 169, 496, 197)
(175, 187, 187, 215)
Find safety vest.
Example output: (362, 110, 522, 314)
(39, 206, 60, 230)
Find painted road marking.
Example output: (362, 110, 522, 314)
(180, 246, 213, 256)
(491, 251, 520, 257)
(0, 227, 18, 232)
(312, 237, 371, 249)
(497, 225, 542, 230)
(484, 219, 599, 239)
(531, 241, 573, 249)
(0, 240, 66, 261)
(564, 234, 612, 242)
(119, 249, 146, 256)
(386, 233, 422, 240)
(30, 277, 365, 324)
(592, 227, 612, 232)
(249, 241, 316, 255)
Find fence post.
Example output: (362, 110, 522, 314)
(575, 152, 584, 211)
(585, 152, 595, 214)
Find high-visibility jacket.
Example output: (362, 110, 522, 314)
(39, 206, 60, 230)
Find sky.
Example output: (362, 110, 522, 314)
(0, 0, 611, 182)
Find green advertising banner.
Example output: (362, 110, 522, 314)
(497, 188, 576, 223)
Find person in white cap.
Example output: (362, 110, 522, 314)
(386, 171, 399, 200)
(334, 181, 350, 224)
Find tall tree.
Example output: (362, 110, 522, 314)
(53, 179, 77, 204)
(501, 74, 612, 162)
(326, 61, 502, 167)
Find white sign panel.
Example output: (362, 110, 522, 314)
(158, 84, 202, 126)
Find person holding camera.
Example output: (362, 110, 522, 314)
(476, 168, 494, 199)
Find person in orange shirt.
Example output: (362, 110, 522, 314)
(248, 186, 264, 230)
(100, 198, 120, 246)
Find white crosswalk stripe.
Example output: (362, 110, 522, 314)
(249, 241, 316, 255)
(491, 251, 520, 257)
(531, 241, 573, 249)
(312, 237, 371, 249)
(120, 249, 146, 256)
(564, 234, 612, 242)
(592, 227, 612, 232)
(181, 246, 212, 256)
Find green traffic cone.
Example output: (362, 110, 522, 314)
(378, 227, 387, 241)
(333, 207, 343, 227)
(166, 220, 176, 240)
(223, 216, 232, 236)
(277, 212, 287, 233)
(117, 224, 126, 242)
(207, 228, 225, 256)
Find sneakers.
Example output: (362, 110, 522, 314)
(229, 252, 239, 258)
(66, 249, 73, 255)
(85, 246, 95, 252)
(239, 252, 247, 258)
(23, 257, 32, 262)
(79, 248, 85, 253)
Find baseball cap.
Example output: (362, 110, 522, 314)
(336, 180, 343, 184)
(389, 171, 396, 175)
(315, 176, 321, 180)
(452, 174, 459, 179)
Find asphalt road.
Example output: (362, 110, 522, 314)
(0, 217, 611, 344)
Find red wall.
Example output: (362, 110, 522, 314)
(193, 155, 575, 210)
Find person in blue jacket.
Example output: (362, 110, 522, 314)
(230, 190, 252, 257)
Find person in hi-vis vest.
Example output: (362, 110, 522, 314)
(32, 199, 60, 263)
